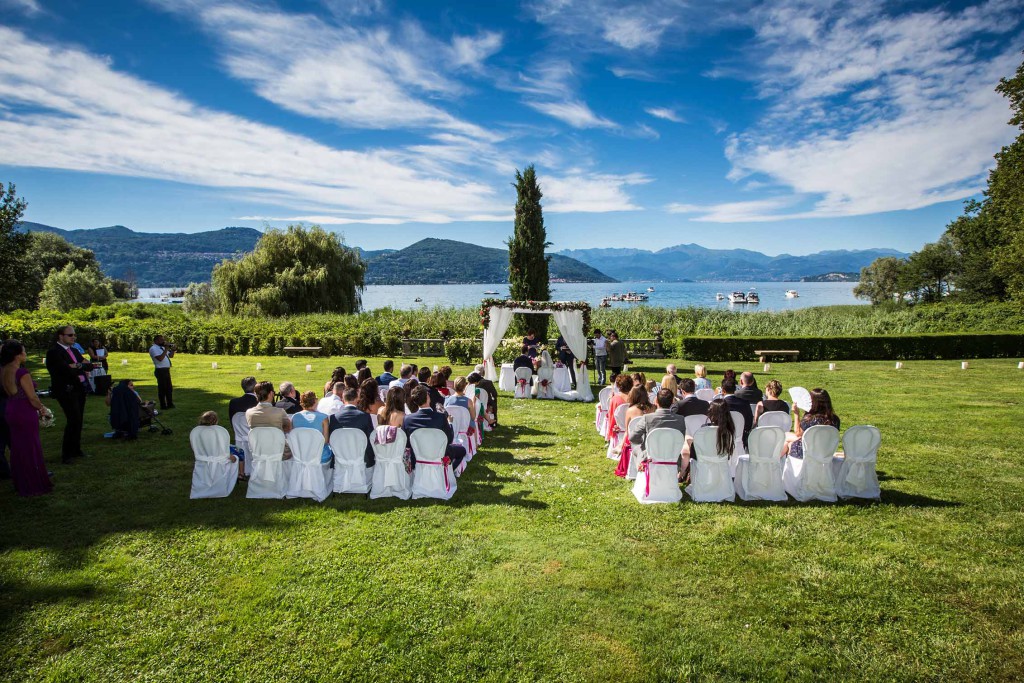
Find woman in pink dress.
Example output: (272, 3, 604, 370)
(604, 374, 634, 442)
(1, 339, 52, 497)
(615, 385, 655, 478)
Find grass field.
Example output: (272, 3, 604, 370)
(2, 353, 1023, 682)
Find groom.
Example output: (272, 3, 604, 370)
(46, 325, 91, 464)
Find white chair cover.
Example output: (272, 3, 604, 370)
(330, 428, 374, 494)
(789, 386, 812, 412)
(728, 411, 747, 476)
(498, 364, 515, 392)
(474, 388, 489, 439)
(685, 427, 735, 502)
(535, 352, 555, 399)
(734, 426, 787, 501)
(246, 427, 289, 499)
(834, 425, 881, 500)
(606, 403, 629, 460)
(377, 386, 389, 402)
(514, 367, 533, 399)
(632, 428, 683, 504)
(553, 365, 571, 392)
(285, 428, 332, 502)
(683, 414, 708, 437)
(369, 427, 411, 500)
(783, 425, 840, 502)
(756, 411, 792, 432)
(595, 386, 613, 435)
(445, 405, 475, 463)
(231, 412, 252, 476)
(189, 425, 237, 499)
(695, 388, 715, 402)
(410, 428, 456, 500)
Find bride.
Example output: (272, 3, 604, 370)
(534, 350, 556, 399)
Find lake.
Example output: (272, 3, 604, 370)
(137, 281, 862, 311)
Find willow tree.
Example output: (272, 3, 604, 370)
(507, 165, 551, 340)
(212, 224, 365, 316)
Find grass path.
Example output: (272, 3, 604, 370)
(1, 354, 1023, 681)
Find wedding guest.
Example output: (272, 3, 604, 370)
(784, 389, 840, 459)
(675, 379, 710, 417)
(403, 386, 466, 471)
(693, 364, 711, 392)
(356, 378, 384, 415)
(627, 389, 687, 466)
(631, 371, 646, 388)
(377, 360, 397, 386)
(720, 378, 753, 450)
(467, 371, 496, 428)
(605, 374, 634, 442)
(329, 387, 374, 467)
(377, 386, 407, 428)
(471, 365, 499, 426)
(615, 385, 655, 478)
(754, 380, 790, 423)
(87, 338, 109, 373)
(715, 369, 737, 396)
(444, 377, 477, 419)
(592, 329, 608, 385)
(343, 374, 359, 392)
(275, 381, 301, 415)
(403, 378, 421, 413)
(228, 377, 258, 421)
(316, 382, 345, 417)
(46, 325, 90, 464)
(687, 398, 736, 472)
(389, 364, 413, 389)
(427, 372, 449, 405)
(325, 367, 347, 396)
(734, 372, 763, 403)
(606, 330, 626, 382)
(660, 374, 678, 397)
(356, 367, 373, 385)
(291, 391, 332, 464)
(665, 364, 682, 385)
(440, 365, 455, 390)
(0, 382, 9, 480)
(2, 339, 52, 496)
(417, 367, 431, 385)
(523, 329, 541, 358)
(354, 359, 368, 373)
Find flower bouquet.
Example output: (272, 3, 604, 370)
(39, 407, 55, 428)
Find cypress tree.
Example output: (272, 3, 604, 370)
(507, 165, 551, 340)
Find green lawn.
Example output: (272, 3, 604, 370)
(2, 353, 1023, 682)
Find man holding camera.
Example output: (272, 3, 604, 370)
(149, 335, 175, 410)
(46, 325, 92, 464)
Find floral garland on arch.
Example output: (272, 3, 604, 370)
(479, 299, 592, 333)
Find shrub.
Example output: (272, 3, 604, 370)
(444, 338, 481, 365)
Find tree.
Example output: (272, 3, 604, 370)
(507, 165, 551, 339)
(182, 282, 218, 315)
(904, 237, 957, 302)
(0, 183, 30, 313)
(38, 263, 114, 311)
(854, 256, 907, 304)
(19, 231, 103, 309)
(212, 224, 365, 316)
(944, 201, 1006, 301)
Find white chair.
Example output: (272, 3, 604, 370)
(514, 367, 533, 399)
(369, 428, 411, 500)
(410, 428, 456, 500)
(683, 414, 708, 437)
(632, 428, 683, 504)
(685, 427, 735, 503)
(756, 411, 792, 432)
(783, 425, 840, 502)
(189, 425, 237, 499)
(695, 388, 715, 402)
(330, 428, 373, 494)
(606, 403, 629, 460)
(536, 366, 555, 399)
(377, 385, 389, 402)
(445, 405, 475, 466)
(595, 386, 613, 436)
(474, 388, 489, 441)
(231, 412, 252, 476)
(834, 425, 881, 500)
(728, 411, 747, 476)
(246, 427, 289, 499)
(285, 428, 332, 502)
(735, 426, 787, 502)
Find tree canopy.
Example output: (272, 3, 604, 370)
(507, 165, 551, 339)
(0, 183, 30, 313)
(212, 224, 366, 316)
(39, 263, 114, 311)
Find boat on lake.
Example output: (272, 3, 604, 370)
(599, 297, 611, 307)
(647, 286, 655, 292)
(483, 290, 500, 295)
(716, 293, 725, 301)
(414, 297, 423, 302)
(728, 291, 747, 304)
(746, 290, 760, 304)
(786, 289, 799, 298)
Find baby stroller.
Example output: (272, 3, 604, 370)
(108, 379, 173, 438)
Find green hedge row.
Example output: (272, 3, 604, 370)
(676, 333, 1024, 362)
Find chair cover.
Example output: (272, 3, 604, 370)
(410, 428, 456, 500)
(535, 352, 555, 399)
(632, 428, 683, 504)
(370, 413, 379, 428)
(695, 388, 715, 402)
(446, 405, 475, 462)
(683, 414, 708, 437)
(834, 425, 881, 500)
(284, 428, 332, 501)
(330, 428, 374, 494)
(377, 386, 389, 402)
(595, 386, 613, 435)
(369, 428, 411, 499)
(189, 425, 237, 499)
(789, 386, 812, 412)
(514, 367, 533, 399)
(474, 388, 488, 440)
(231, 412, 252, 476)
(246, 427, 289, 499)
(735, 426, 787, 501)
(783, 425, 840, 502)
(756, 411, 792, 432)
(685, 427, 735, 502)
(727, 411, 747, 476)
(606, 403, 629, 460)
(553, 365, 571, 392)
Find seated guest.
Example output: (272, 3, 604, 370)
(440, 365, 455, 391)
(660, 374, 678, 398)
(471, 365, 499, 426)
(628, 389, 687, 468)
(693, 364, 711, 392)
(403, 385, 466, 472)
(466, 372, 496, 427)
(324, 367, 347, 397)
(427, 372, 449, 406)
(512, 344, 534, 373)
(403, 378, 420, 413)
(605, 374, 634, 442)
(523, 328, 541, 358)
(290, 391, 332, 464)
(107, 378, 147, 439)
(715, 369, 737, 396)
(328, 387, 374, 467)
(356, 378, 383, 415)
(631, 372, 646, 389)
(246, 381, 292, 458)
(275, 381, 301, 415)
(665, 363, 682, 385)
(377, 387, 407, 428)
(316, 382, 345, 417)
(686, 398, 735, 473)
(228, 376, 258, 421)
(615, 385, 655, 477)
(377, 360, 397, 386)
(784, 388, 840, 458)
(734, 371, 763, 403)
(389, 364, 413, 389)
(356, 367, 373, 385)
(444, 377, 477, 420)
(354, 359, 368, 373)
(343, 374, 359, 392)
(754, 379, 789, 423)
(193, 411, 241, 478)
(417, 367, 431, 385)
(675, 378, 710, 417)
(720, 378, 753, 450)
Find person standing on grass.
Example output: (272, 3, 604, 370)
(149, 334, 175, 410)
(3, 339, 52, 496)
(592, 329, 608, 385)
(46, 325, 90, 464)
(606, 330, 626, 383)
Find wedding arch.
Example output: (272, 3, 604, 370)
(480, 299, 593, 402)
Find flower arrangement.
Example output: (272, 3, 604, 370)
(479, 299, 591, 332)
(39, 407, 55, 428)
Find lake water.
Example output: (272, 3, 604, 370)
(137, 281, 862, 311)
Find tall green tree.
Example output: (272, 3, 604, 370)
(904, 237, 957, 303)
(507, 165, 551, 339)
(21, 231, 103, 309)
(38, 263, 114, 311)
(0, 183, 30, 313)
(212, 224, 365, 316)
(854, 256, 907, 304)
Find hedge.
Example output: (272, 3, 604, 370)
(676, 333, 1024, 362)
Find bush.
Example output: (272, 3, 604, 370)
(39, 264, 114, 312)
(444, 338, 480, 365)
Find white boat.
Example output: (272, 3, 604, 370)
(621, 291, 649, 302)
(647, 286, 655, 292)
(414, 297, 423, 302)
(746, 290, 760, 304)
(786, 289, 799, 298)
(728, 291, 747, 304)
(599, 297, 611, 308)
(716, 293, 725, 301)
(483, 290, 499, 295)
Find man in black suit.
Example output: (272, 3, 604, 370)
(228, 376, 259, 421)
(328, 387, 374, 467)
(274, 381, 301, 415)
(721, 378, 753, 450)
(734, 371, 763, 404)
(675, 379, 710, 417)
(555, 333, 576, 386)
(470, 367, 499, 426)
(403, 386, 466, 471)
(512, 345, 534, 372)
(377, 360, 397, 386)
(46, 325, 91, 464)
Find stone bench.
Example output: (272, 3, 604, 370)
(284, 346, 323, 357)
(755, 349, 800, 363)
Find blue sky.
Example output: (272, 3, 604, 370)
(0, 0, 1021, 254)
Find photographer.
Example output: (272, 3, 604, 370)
(149, 335, 175, 410)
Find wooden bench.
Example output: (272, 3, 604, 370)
(755, 349, 799, 363)
(283, 346, 322, 357)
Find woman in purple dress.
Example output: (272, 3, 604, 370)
(1, 339, 52, 496)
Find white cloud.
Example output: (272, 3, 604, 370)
(508, 59, 618, 129)
(238, 214, 512, 225)
(645, 106, 684, 123)
(602, 15, 669, 50)
(529, 0, 688, 51)
(0, 0, 41, 14)
(666, 197, 801, 222)
(609, 66, 657, 80)
(450, 31, 504, 69)
(526, 100, 617, 129)
(543, 172, 650, 212)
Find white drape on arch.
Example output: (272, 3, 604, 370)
(552, 309, 593, 401)
(483, 306, 514, 381)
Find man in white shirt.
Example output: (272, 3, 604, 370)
(592, 329, 608, 385)
(316, 382, 345, 417)
(149, 335, 175, 409)
(388, 364, 414, 389)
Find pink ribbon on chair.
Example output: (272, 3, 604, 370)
(418, 459, 451, 492)
(457, 430, 473, 455)
(540, 379, 549, 388)
(645, 461, 678, 498)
